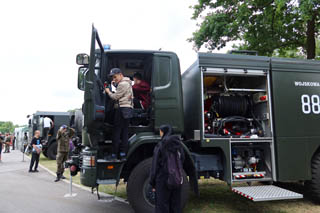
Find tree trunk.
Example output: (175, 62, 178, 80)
(306, 15, 316, 59)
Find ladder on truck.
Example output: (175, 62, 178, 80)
(230, 138, 303, 201)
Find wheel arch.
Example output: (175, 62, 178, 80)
(121, 136, 198, 195)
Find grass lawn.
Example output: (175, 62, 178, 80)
(38, 155, 320, 213)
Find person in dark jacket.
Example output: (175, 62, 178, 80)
(149, 125, 185, 213)
(29, 130, 42, 172)
(132, 72, 151, 110)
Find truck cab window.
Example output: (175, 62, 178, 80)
(154, 56, 171, 87)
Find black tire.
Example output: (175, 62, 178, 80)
(47, 141, 57, 160)
(307, 152, 320, 202)
(127, 158, 189, 213)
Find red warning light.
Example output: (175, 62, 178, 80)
(260, 95, 267, 101)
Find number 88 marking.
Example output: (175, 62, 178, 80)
(301, 94, 320, 114)
(312, 95, 320, 114)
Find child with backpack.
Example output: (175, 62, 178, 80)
(149, 125, 185, 213)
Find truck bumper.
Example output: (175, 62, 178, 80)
(80, 166, 97, 187)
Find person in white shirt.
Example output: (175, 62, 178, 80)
(43, 117, 53, 141)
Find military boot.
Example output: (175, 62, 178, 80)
(54, 173, 61, 182)
(61, 172, 66, 180)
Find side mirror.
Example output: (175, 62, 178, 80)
(78, 67, 89, 91)
(76, 53, 89, 65)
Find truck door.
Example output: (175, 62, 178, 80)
(83, 26, 105, 130)
(152, 53, 184, 133)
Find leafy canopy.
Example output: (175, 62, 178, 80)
(189, 0, 320, 58)
(0, 121, 18, 134)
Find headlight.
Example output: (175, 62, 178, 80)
(82, 156, 95, 167)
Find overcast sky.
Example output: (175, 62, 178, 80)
(0, 0, 231, 126)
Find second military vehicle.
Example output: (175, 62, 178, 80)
(27, 111, 71, 160)
(69, 26, 320, 212)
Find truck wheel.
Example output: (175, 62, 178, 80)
(47, 141, 57, 160)
(307, 151, 320, 202)
(43, 150, 48, 158)
(127, 158, 190, 213)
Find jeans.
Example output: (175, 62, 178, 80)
(29, 152, 40, 171)
(112, 108, 130, 156)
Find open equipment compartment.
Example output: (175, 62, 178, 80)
(203, 72, 271, 138)
(201, 61, 275, 182)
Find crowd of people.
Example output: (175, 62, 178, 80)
(0, 133, 17, 162)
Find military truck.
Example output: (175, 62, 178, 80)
(27, 111, 71, 160)
(69, 26, 320, 212)
(14, 126, 28, 152)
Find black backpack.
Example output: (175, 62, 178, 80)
(162, 137, 184, 190)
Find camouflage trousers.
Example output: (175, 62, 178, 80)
(56, 152, 68, 174)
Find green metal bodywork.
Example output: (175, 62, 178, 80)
(182, 53, 320, 183)
(80, 148, 97, 187)
(271, 58, 320, 181)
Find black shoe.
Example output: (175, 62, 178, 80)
(54, 173, 61, 182)
(61, 176, 66, 179)
(28, 170, 34, 173)
(33, 169, 39, 172)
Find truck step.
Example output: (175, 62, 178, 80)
(97, 179, 117, 185)
(97, 159, 125, 163)
(232, 185, 303, 201)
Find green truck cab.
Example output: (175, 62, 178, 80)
(70, 26, 320, 212)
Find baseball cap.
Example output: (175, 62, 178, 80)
(109, 68, 122, 77)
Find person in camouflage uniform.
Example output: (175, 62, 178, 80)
(0, 133, 4, 162)
(4, 134, 11, 153)
(54, 125, 75, 182)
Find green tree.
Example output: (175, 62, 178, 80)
(0, 121, 17, 133)
(272, 37, 320, 59)
(189, 0, 320, 59)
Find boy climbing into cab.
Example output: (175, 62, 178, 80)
(105, 68, 133, 161)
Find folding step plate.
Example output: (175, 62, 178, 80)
(232, 185, 303, 201)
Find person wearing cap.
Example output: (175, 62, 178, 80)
(105, 68, 133, 161)
(55, 125, 75, 182)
